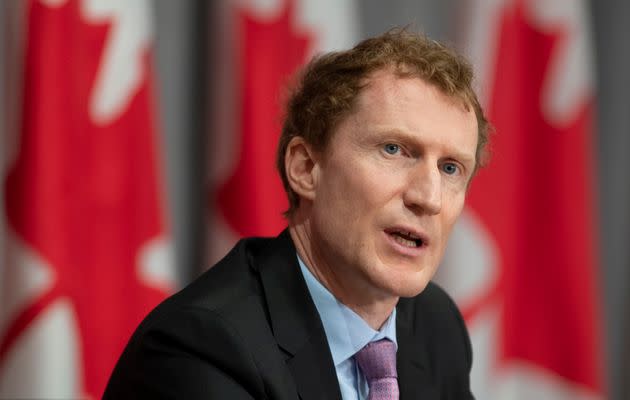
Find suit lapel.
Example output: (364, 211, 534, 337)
(396, 298, 440, 400)
(257, 231, 342, 400)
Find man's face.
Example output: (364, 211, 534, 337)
(307, 69, 478, 302)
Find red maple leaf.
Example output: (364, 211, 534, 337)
(217, 0, 313, 237)
(1, 0, 170, 397)
(463, 2, 603, 391)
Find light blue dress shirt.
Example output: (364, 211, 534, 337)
(297, 255, 397, 400)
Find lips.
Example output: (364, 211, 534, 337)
(384, 227, 429, 249)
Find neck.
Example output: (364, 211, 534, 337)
(288, 217, 398, 330)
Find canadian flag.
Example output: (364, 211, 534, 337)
(207, 0, 358, 261)
(437, 0, 605, 398)
(0, 0, 174, 398)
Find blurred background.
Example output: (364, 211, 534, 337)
(0, 0, 627, 399)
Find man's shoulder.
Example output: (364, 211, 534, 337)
(104, 234, 295, 399)
(397, 281, 472, 365)
(398, 281, 468, 335)
(147, 233, 287, 327)
(399, 281, 462, 316)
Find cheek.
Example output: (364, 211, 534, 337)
(439, 193, 467, 240)
(320, 166, 372, 212)
(312, 173, 359, 238)
(314, 156, 402, 239)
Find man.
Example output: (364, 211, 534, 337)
(104, 29, 490, 400)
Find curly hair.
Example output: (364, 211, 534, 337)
(277, 29, 491, 217)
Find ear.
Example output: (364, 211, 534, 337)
(284, 136, 319, 202)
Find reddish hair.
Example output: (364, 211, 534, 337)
(277, 29, 491, 217)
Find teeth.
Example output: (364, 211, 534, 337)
(394, 234, 418, 247)
(397, 230, 419, 239)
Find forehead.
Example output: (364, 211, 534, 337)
(335, 69, 478, 153)
(355, 68, 470, 116)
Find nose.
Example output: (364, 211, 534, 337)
(403, 162, 441, 215)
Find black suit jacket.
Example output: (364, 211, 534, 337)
(104, 231, 474, 399)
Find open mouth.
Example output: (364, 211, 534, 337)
(385, 229, 426, 248)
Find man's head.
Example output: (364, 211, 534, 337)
(281, 29, 489, 310)
(277, 29, 490, 218)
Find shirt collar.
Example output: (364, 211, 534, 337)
(297, 254, 397, 366)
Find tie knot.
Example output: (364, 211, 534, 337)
(355, 339, 398, 381)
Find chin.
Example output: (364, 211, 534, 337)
(383, 258, 436, 297)
(395, 279, 431, 298)
(378, 268, 433, 299)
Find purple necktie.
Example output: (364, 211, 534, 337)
(355, 339, 399, 400)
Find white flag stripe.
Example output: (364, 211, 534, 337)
(458, 0, 510, 108)
(83, 0, 153, 124)
(0, 298, 82, 399)
(438, 209, 499, 308)
(524, 0, 594, 125)
(295, 0, 358, 54)
(0, 235, 54, 337)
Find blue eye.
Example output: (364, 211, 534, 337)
(384, 143, 399, 155)
(442, 162, 459, 175)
